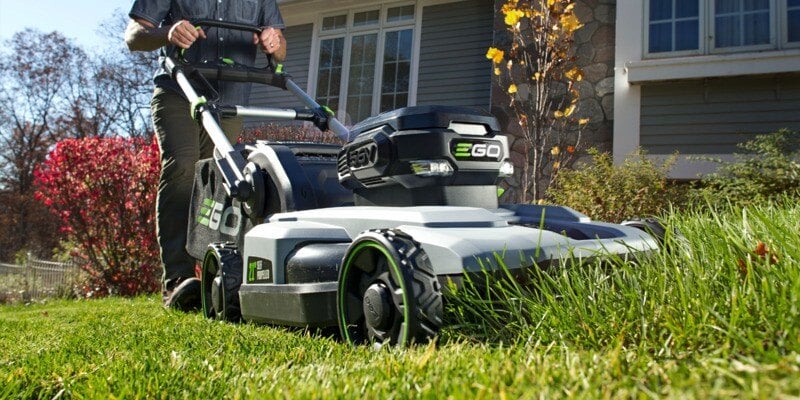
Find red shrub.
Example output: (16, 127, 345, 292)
(34, 137, 161, 297)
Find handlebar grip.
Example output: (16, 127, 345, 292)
(190, 19, 262, 34)
(188, 19, 280, 72)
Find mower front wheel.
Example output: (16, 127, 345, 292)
(337, 229, 443, 348)
(201, 243, 242, 322)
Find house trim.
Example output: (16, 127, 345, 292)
(278, 0, 464, 27)
(627, 49, 800, 84)
(613, 0, 644, 169)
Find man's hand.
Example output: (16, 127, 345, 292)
(253, 27, 286, 62)
(168, 20, 206, 49)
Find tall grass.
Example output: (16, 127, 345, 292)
(444, 199, 800, 362)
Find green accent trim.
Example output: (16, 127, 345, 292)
(497, 187, 505, 198)
(248, 261, 257, 283)
(199, 207, 212, 217)
(190, 96, 208, 121)
(322, 106, 335, 116)
(338, 240, 410, 346)
(197, 217, 210, 226)
(201, 252, 212, 318)
(275, 64, 284, 74)
(203, 198, 215, 207)
(221, 57, 234, 65)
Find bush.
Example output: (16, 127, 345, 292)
(240, 123, 344, 145)
(34, 137, 160, 297)
(695, 129, 800, 205)
(546, 149, 686, 222)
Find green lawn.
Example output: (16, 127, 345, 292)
(2, 201, 799, 399)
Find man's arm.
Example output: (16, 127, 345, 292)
(125, 18, 206, 52)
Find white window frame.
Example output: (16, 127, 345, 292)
(783, 0, 800, 48)
(308, 2, 420, 124)
(644, 0, 799, 58)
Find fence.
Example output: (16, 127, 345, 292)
(0, 256, 80, 303)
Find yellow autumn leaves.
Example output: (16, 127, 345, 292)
(500, 0, 583, 31)
(564, 67, 583, 82)
(560, 13, 582, 32)
(505, 9, 526, 26)
(486, 47, 504, 64)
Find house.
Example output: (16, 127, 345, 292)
(615, 0, 800, 179)
(253, 0, 800, 180)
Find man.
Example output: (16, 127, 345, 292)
(125, 0, 286, 310)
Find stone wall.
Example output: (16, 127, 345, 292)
(490, 0, 616, 200)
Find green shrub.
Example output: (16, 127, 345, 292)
(546, 149, 686, 222)
(695, 129, 800, 205)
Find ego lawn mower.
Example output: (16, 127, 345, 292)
(164, 20, 661, 347)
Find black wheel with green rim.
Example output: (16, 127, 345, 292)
(337, 229, 443, 348)
(201, 243, 242, 322)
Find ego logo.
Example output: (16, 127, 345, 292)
(451, 140, 504, 161)
(197, 198, 242, 236)
(348, 142, 379, 169)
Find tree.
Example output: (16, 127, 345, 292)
(0, 29, 85, 260)
(53, 12, 157, 139)
(489, 0, 587, 202)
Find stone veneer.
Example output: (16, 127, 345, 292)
(490, 0, 616, 199)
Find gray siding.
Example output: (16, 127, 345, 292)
(248, 23, 313, 118)
(416, 0, 493, 109)
(641, 74, 800, 154)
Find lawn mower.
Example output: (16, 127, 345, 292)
(164, 20, 661, 347)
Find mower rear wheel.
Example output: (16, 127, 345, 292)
(201, 243, 242, 322)
(337, 230, 442, 348)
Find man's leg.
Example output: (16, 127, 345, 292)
(199, 116, 243, 158)
(151, 87, 204, 308)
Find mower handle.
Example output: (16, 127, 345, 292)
(176, 19, 278, 71)
(164, 19, 352, 140)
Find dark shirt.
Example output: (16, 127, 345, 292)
(129, 0, 284, 106)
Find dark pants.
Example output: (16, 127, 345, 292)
(151, 87, 242, 283)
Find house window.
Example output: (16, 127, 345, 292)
(347, 33, 377, 122)
(380, 29, 413, 112)
(714, 0, 771, 48)
(648, 0, 700, 53)
(789, 0, 800, 42)
(314, 4, 417, 124)
(315, 37, 344, 115)
(646, 0, 799, 56)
